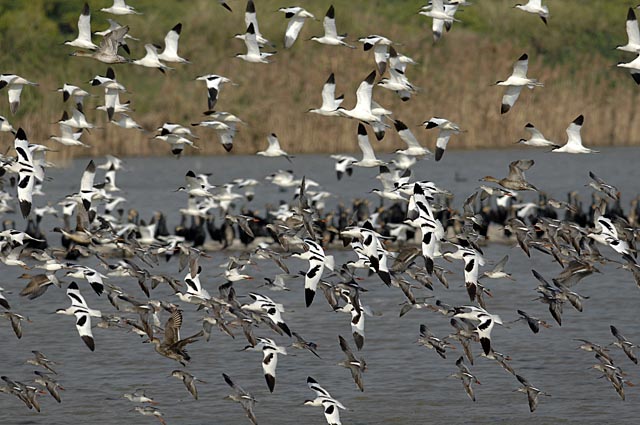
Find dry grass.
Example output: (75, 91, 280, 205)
(0, 0, 638, 161)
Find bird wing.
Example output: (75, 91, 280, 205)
(323, 5, 338, 38)
(244, 24, 261, 57)
(502, 85, 523, 111)
(565, 116, 584, 149)
(357, 124, 376, 161)
(627, 8, 640, 46)
(512, 54, 529, 78)
(320, 73, 338, 110)
(162, 23, 181, 58)
(74, 310, 95, 351)
(284, 16, 307, 48)
(354, 71, 376, 112)
(77, 3, 93, 43)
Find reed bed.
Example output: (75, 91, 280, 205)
(0, 0, 638, 161)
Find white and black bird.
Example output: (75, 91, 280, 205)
(0, 74, 38, 115)
(552, 115, 599, 154)
(257, 133, 293, 161)
(358, 35, 393, 75)
(64, 2, 98, 50)
(617, 8, 640, 53)
(195, 74, 233, 111)
(311, 5, 354, 48)
(514, 0, 550, 25)
(158, 23, 190, 64)
(516, 123, 559, 148)
(422, 117, 463, 161)
(495, 53, 543, 114)
(453, 305, 502, 355)
(14, 128, 43, 218)
(55, 282, 101, 351)
(279, 6, 316, 49)
(292, 239, 333, 307)
(337, 70, 385, 127)
(236, 23, 275, 63)
(419, 0, 461, 42)
(305, 376, 346, 425)
(308, 73, 344, 116)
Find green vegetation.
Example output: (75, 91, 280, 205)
(0, 0, 638, 160)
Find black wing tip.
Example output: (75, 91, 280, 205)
(106, 67, 115, 79)
(573, 114, 584, 125)
(480, 337, 491, 355)
(82, 2, 90, 15)
(173, 23, 182, 34)
(632, 72, 640, 85)
(393, 119, 407, 131)
(82, 335, 95, 351)
(353, 332, 364, 350)
(629, 7, 637, 21)
(501, 103, 511, 114)
(435, 147, 445, 161)
(525, 122, 534, 128)
(518, 53, 528, 61)
(247, 23, 255, 34)
(265, 374, 276, 393)
(279, 322, 292, 337)
(357, 123, 367, 136)
(327, 73, 335, 84)
(246, 0, 255, 13)
(307, 376, 317, 384)
(326, 4, 335, 18)
(424, 121, 438, 130)
(305, 288, 315, 307)
(364, 70, 376, 84)
(16, 127, 27, 140)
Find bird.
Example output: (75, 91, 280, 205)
(0, 115, 15, 133)
(133, 44, 171, 73)
(132, 406, 167, 425)
(311, 5, 354, 48)
(514, 309, 552, 334)
(64, 3, 98, 50)
(236, 23, 275, 63)
(421, 117, 462, 161)
(0, 287, 10, 310)
(481, 255, 514, 280)
(338, 335, 366, 391)
(250, 337, 287, 393)
(330, 154, 357, 180)
(394, 119, 431, 157)
(279, 6, 316, 49)
(308, 73, 344, 116)
(514, 0, 550, 25)
(480, 159, 538, 191)
(0, 74, 38, 115)
(291, 239, 334, 307)
(257, 133, 293, 161)
(336, 70, 386, 126)
(358, 35, 393, 74)
(352, 123, 385, 168)
(191, 119, 236, 152)
(170, 370, 205, 400)
(58, 84, 91, 113)
(419, 0, 461, 42)
(223, 373, 258, 425)
(242, 0, 272, 47)
(515, 374, 550, 412)
(101, 0, 142, 15)
(495, 53, 543, 114)
(14, 128, 44, 218)
(516, 123, 559, 148)
(552, 115, 599, 153)
(70, 25, 131, 64)
(304, 376, 346, 425)
(453, 305, 502, 355)
(157, 23, 190, 64)
(55, 282, 102, 351)
(610, 325, 638, 364)
(195, 74, 233, 111)
(617, 8, 640, 53)
(450, 356, 480, 402)
(25, 351, 58, 375)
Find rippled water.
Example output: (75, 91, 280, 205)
(1, 148, 640, 424)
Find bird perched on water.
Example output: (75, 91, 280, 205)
(495, 53, 543, 114)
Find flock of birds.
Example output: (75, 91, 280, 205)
(1, 0, 640, 424)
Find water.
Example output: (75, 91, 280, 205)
(1, 148, 640, 424)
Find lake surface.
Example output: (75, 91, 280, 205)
(1, 147, 640, 424)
